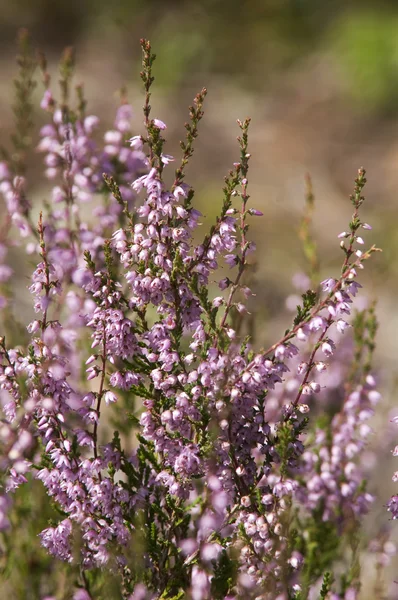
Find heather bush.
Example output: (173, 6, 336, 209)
(0, 33, 396, 600)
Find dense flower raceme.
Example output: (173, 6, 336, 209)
(0, 39, 392, 599)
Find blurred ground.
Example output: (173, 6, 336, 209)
(1, 1, 398, 596)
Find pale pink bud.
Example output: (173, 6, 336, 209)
(309, 381, 321, 393)
(212, 296, 224, 307)
(128, 135, 143, 150)
(161, 154, 174, 165)
(315, 362, 326, 372)
(153, 118, 167, 130)
(218, 278, 230, 290)
(104, 391, 117, 404)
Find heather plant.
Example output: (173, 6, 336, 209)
(0, 34, 395, 600)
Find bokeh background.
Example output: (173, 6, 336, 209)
(1, 0, 398, 596)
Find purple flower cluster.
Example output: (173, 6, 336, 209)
(296, 375, 379, 522)
(0, 39, 392, 600)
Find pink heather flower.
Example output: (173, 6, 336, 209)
(84, 115, 100, 133)
(27, 320, 41, 334)
(336, 319, 350, 333)
(115, 104, 133, 132)
(219, 277, 230, 290)
(212, 296, 224, 307)
(321, 278, 336, 292)
(236, 303, 247, 314)
(161, 154, 174, 165)
(173, 185, 188, 199)
(315, 361, 326, 372)
(40, 89, 54, 111)
(129, 584, 150, 600)
(191, 566, 210, 600)
(346, 281, 362, 296)
(128, 135, 144, 150)
(0, 162, 10, 180)
(73, 590, 92, 600)
(104, 130, 123, 145)
(297, 327, 308, 341)
(201, 542, 222, 562)
(288, 551, 303, 569)
(0, 264, 12, 282)
(86, 367, 98, 381)
(104, 391, 117, 404)
(225, 254, 238, 267)
(309, 381, 321, 393)
(321, 339, 335, 356)
(153, 118, 167, 130)
(132, 167, 157, 193)
(275, 345, 286, 359)
(309, 316, 326, 331)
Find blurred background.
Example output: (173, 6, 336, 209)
(1, 0, 398, 595)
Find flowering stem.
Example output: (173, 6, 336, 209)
(259, 246, 379, 360)
(289, 317, 332, 414)
(37, 212, 51, 333)
(173, 87, 207, 189)
(219, 118, 251, 332)
(92, 325, 107, 466)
